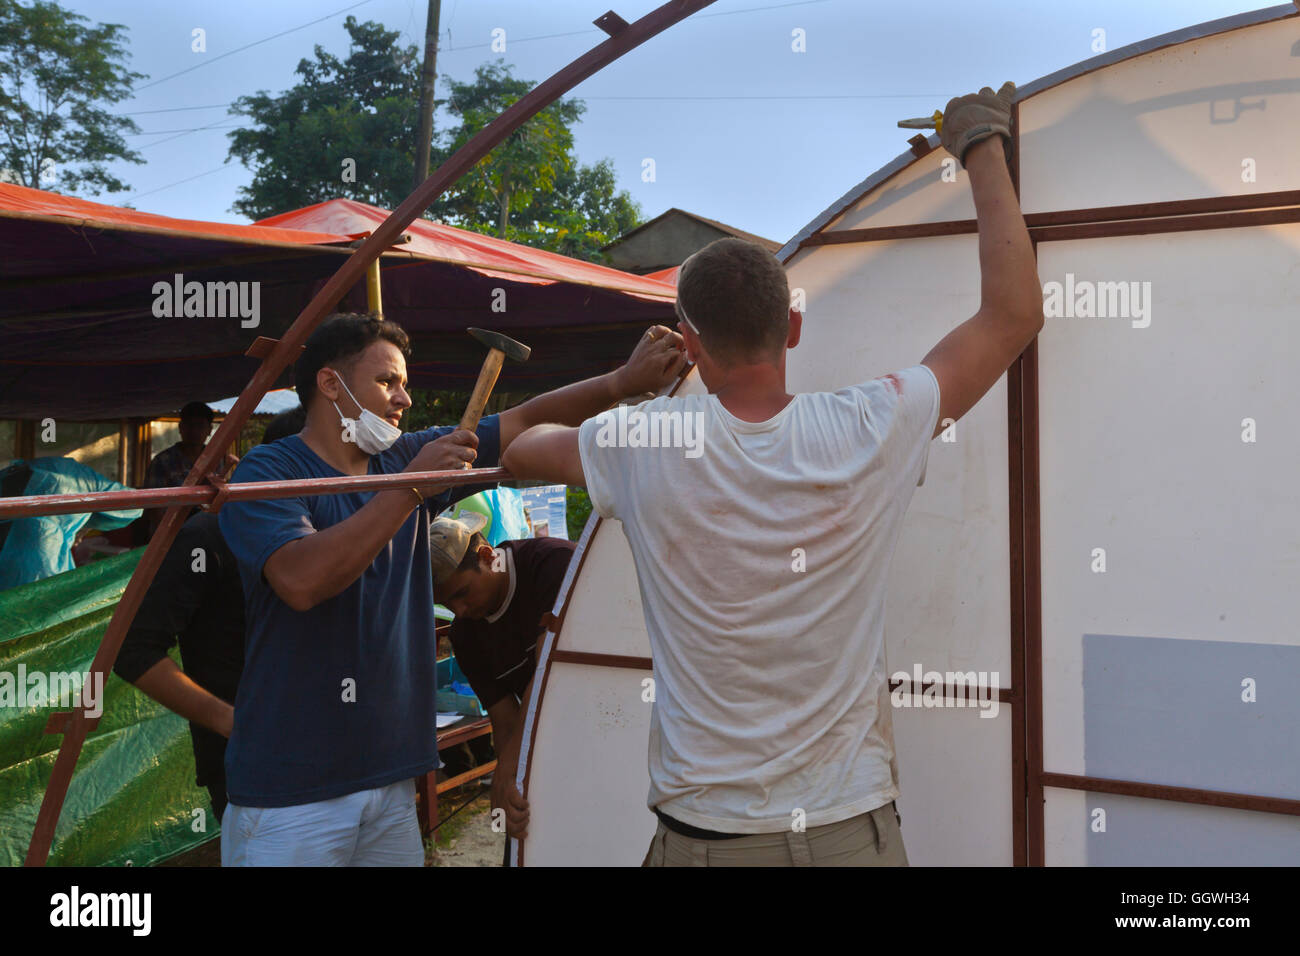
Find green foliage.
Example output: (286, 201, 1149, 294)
(224, 15, 642, 261)
(566, 486, 592, 540)
(403, 388, 469, 432)
(226, 16, 436, 219)
(431, 61, 641, 261)
(431, 61, 580, 236)
(0, 0, 146, 194)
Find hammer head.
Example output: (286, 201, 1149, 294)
(468, 327, 530, 362)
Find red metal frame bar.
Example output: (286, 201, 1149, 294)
(549, 650, 653, 670)
(799, 193, 1300, 248)
(1041, 773, 1300, 817)
(0, 468, 511, 519)
(20, 0, 718, 867)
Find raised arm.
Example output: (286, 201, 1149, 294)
(497, 325, 686, 451)
(920, 84, 1043, 438)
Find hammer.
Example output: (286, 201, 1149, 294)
(459, 327, 531, 462)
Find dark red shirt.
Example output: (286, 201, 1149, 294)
(448, 537, 576, 709)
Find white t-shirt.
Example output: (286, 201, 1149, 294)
(577, 363, 941, 834)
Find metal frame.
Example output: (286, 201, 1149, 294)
(9, 0, 717, 867)
(516, 3, 1300, 867)
(775, 5, 1300, 865)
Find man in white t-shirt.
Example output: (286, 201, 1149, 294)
(501, 82, 1043, 866)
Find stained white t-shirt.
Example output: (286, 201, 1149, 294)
(576, 363, 941, 833)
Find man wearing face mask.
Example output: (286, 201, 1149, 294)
(215, 312, 684, 866)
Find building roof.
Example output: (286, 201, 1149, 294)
(602, 207, 781, 254)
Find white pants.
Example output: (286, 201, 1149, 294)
(221, 778, 424, 866)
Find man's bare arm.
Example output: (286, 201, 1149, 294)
(264, 430, 478, 611)
(132, 658, 234, 737)
(921, 137, 1043, 438)
(497, 326, 685, 452)
(486, 696, 520, 752)
(500, 425, 584, 486)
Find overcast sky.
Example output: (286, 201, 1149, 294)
(59, 0, 1273, 245)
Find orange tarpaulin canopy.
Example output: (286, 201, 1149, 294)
(0, 184, 675, 419)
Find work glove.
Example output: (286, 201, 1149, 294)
(941, 81, 1016, 168)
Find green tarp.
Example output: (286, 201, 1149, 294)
(0, 550, 215, 866)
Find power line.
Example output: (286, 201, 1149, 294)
(132, 0, 377, 92)
(120, 0, 838, 115)
(119, 103, 231, 116)
(127, 125, 242, 135)
(125, 161, 235, 202)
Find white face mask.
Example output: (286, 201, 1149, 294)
(329, 371, 402, 455)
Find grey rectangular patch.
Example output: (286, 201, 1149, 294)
(1083, 633, 1300, 865)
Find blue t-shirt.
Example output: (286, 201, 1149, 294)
(217, 416, 501, 807)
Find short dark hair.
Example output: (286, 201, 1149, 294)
(179, 401, 214, 423)
(457, 533, 487, 574)
(295, 313, 411, 408)
(676, 238, 790, 364)
(262, 405, 306, 444)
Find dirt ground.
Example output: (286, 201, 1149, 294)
(425, 784, 507, 867)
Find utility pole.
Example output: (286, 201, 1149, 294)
(413, 0, 441, 191)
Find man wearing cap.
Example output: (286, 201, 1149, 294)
(431, 513, 576, 855)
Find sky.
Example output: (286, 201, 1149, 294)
(56, 0, 1279, 247)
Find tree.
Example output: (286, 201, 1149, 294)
(226, 16, 434, 219)
(430, 62, 642, 258)
(432, 61, 583, 237)
(515, 157, 643, 261)
(0, 0, 145, 195)
(225, 19, 642, 262)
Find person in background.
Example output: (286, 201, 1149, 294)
(431, 514, 576, 859)
(114, 406, 305, 827)
(144, 401, 239, 537)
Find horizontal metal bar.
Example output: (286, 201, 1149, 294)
(0, 467, 512, 519)
(888, 679, 1017, 704)
(1031, 205, 1300, 241)
(1040, 771, 1300, 817)
(549, 650, 653, 670)
(801, 190, 1300, 248)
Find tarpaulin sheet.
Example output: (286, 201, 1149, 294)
(0, 184, 676, 420)
(0, 550, 214, 866)
(0, 457, 142, 590)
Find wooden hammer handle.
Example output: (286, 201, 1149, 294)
(459, 349, 505, 433)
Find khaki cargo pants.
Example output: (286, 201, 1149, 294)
(641, 802, 908, 867)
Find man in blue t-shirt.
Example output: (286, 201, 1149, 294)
(217, 311, 686, 866)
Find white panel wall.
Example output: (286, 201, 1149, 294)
(1036, 225, 1300, 781)
(821, 147, 978, 232)
(1020, 17, 1300, 213)
(521, 662, 655, 866)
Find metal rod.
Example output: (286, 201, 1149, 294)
(23, 0, 718, 867)
(0, 468, 513, 519)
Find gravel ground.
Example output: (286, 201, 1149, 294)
(426, 785, 507, 867)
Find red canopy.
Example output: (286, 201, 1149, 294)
(1, 184, 675, 419)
